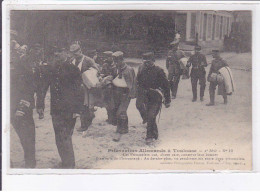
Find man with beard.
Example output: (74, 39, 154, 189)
(136, 52, 171, 144)
(36, 48, 83, 168)
(100, 51, 117, 125)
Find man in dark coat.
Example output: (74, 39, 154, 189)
(166, 43, 186, 99)
(187, 45, 208, 102)
(10, 44, 42, 168)
(206, 50, 229, 106)
(36, 48, 83, 168)
(136, 52, 171, 144)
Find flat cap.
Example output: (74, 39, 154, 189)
(70, 44, 81, 53)
(142, 52, 155, 60)
(195, 45, 201, 51)
(112, 51, 124, 58)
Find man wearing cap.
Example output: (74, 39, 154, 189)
(206, 50, 229, 106)
(187, 45, 208, 102)
(69, 43, 100, 132)
(166, 43, 186, 99)
(36, 48, 83, 168)
(136, 52, 171, 144)
(100, 51, 118, 125)
(111, 51, 136, 142)
(10, 43, 43, 168)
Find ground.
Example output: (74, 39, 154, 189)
(10, 52, 252, 170)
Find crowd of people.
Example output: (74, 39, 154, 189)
(10, 30, 233, 169)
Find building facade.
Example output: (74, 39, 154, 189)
(175, 11, 234, 53)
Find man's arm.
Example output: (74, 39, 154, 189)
(158, 68, 171, 106)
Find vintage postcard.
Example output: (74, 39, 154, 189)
(2, 1, 255, 174)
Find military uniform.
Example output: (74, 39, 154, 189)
(207, 50, 229, 106)
(166, 48, 185, 98)
(70, 44, 100, 132)
(136, 52, 171, 142)
(37, 53, 83, 168)
(187, 46, 208, 101)
(10, 53, 40, 168)
(100, 51, 117, 125)
(111, 52, 136, 141)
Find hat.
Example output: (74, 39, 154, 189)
(103, 51, 113, 57)
(112, 51, 124, 58)
(142, 52, 155, 61)
(195, 45, 201, 51)
(70, 44, 81, 54)
(212, 49, 219, 53)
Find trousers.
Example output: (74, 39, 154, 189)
(190, 69, 206, 99)
(12, 109, 36, 168)
(169, 74, 181, 98)
(136, 88, 162, 139)
(112, 87, 131, 134)
(80, 106, 95, 131)
(52, 113, 76, 168)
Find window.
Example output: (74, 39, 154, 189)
(220, 16, 223, 39)
(212, 15, 216, 40)
(200, 13, 204, 40)
(203, 13, 207, 41)
(190, 13, 196, 40)
(207, 14, 212, 39)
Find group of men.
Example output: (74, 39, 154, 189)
(166, 42, 230, 106)
(10, 33, 172, 168)
(11, 29, 230, 168)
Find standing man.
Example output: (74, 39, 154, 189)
(166, 43, 185, 99)
(186, 45, 208, 102)
(36, 48, 83, 168)
(136, 52, 171, 144)
(100, 51, 117, 125)
(10, 43, 42, 168)
(69, 43, 100, 133)
(206, 50, 229, 106)
(111, 51, 136, 142)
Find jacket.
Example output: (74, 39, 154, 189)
(116, 63, 136, 99)
(36, 60, 83, 115)
(136, 63, 171, 104)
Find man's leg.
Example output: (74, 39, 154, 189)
(172, 74, 181, 99)
(136, 90, 147, 124)
(191, 74, 199, 101)
(199, 73, 206, 101)
(12, 110, 36, 168)
(52, 114, 76, 168)
(79, 105, 95, 132)
(206, 82, 217, 106)
(146, 91, 162, 143)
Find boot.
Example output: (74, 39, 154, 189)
(223, 96, 228, 104)
(120, 116, 129, 134)
(206, 90, 215, 106)
(113, 133, 122, 142)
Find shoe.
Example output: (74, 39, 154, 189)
(77, 127, 87, 132)
(200, 97, 204, 101)
(113, 133, 122, 142)
(192, 98, 197, 102)
(145, 138, 155, 144)
(206, 103, 215, 106)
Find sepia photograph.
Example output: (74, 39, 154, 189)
(5, 4, 252, 171)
